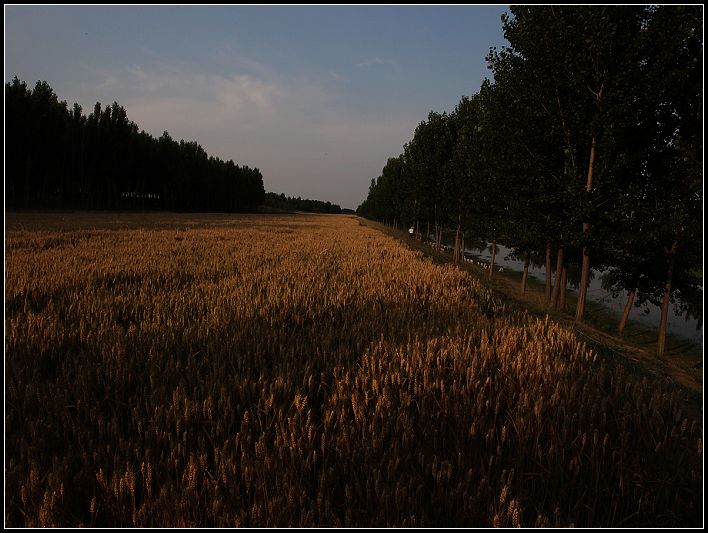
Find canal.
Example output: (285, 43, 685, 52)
(465, 243, 703, 346)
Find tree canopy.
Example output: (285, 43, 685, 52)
(5, 77, 265, 212)
(357, 5, 702, 354)
(263, 192, 343, 214)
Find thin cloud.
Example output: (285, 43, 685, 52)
(356, 57, 399, 79)
(328, 70, 345, 82)
(357, 57, 384, 68)
(70, 59, 415, 207)
(83, 63, 282, 131)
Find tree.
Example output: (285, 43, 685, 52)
(498, 7, 654, 320)
(6, 78, 267, 213)
(356, 6, 702, 354)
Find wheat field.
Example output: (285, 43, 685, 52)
(4, 212, 702, 527)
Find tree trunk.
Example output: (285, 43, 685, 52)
(559, 266, 568, 311)
(545, 241, 552, 305)
(521, 252, 530, 293)
(575, 243, 591, 321)
(59, 146, 68, 208)
(415, 221, 419, 240)
(550, 246, 564, 308)
(617, 290, 635, 336)
(24, 156, 31, 207)
(81, 137, 86, 207)
(489, 240, 497, 280)
(575, 135, 597, 322)
(657, 242, 678, 356)
(461, 234, 465, 264)
(426, 221, 430, 243)
(454, 224, 461, 264)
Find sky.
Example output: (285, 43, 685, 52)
(4, 5, 510, 209)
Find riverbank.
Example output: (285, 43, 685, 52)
(467, 242, 703, 345)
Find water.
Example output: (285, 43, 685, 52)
(465, 243, 703, 346)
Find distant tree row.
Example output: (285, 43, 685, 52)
(264, 192, 343, 214)
(357, 5, 702, 355)
(5, 77, 265, 212)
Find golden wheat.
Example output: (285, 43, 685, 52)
(4, 212, 702, 527)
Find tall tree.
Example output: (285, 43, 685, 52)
(5, 78, 266, 213)
(498, 6, 652, 321)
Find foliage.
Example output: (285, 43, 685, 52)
(356, 5, 703, 333)
(264, 192, 343, 214)
(5, 77, 265, 212)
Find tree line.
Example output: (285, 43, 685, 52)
(264, 192, 343, 214)
(357, 6, 702, 355)
(5, 77, 265, 212)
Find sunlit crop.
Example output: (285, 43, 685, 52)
(5, 212, 701, 527)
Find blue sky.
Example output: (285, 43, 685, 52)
(5, 5, 510, 209)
